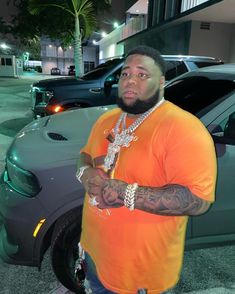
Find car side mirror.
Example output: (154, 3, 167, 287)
(212, 133, 235, 146)
(104, 74, 119, 96)
(105, 74, 119, 86)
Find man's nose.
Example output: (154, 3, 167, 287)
(126, 73, 138, 83)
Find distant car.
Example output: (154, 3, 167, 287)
(1, 64, 235, 293)
(68, 65, 75, 76)
(30, 55, 223, 118)
(50, 67, 61, 75)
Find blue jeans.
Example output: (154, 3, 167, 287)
(84, 253, 172, 294)
(84, 253, 116, 294)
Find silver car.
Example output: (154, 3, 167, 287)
(0, 64, 235, 293)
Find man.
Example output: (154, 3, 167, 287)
(77, 45, 217, 294)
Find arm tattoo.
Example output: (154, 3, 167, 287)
(134, 184, 210, 216)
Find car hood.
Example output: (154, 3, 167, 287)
(33, 76, 99, 87)
(7, 106, 115, 171)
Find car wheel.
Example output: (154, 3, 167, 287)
(51, 208, 85, 294)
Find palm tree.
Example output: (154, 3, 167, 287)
(28, 0, 111, 77)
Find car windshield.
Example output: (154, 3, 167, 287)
(82, 67, 113, 80)
(165, 76, 235, 116)
(82, 59, 123, 80)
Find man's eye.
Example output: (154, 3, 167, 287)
(138, 73, 149, 79)
(120, 72, 128, 78)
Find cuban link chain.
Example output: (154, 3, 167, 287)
(104, 98, 165, 171)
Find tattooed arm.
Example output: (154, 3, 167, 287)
(88, 179, 211, 216)
(134, 183, 211, 216)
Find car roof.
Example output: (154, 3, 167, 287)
(196, 63, 235, 73)
(168, 63, 235, 81)
(161, 55, 222, 62)
(101, 55, 223, 65)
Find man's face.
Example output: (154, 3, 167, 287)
(118, 54, 164, 110)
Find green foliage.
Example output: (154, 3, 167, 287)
(0, 17, 11, 34)
(8, 0, 111, 46)
(7, 0, 112, 77)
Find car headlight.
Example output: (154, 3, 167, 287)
(31, 86, 54, 105)
(4, 159, 41, 197)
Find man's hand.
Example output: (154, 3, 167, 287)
(87, 177, 127, 209)
(81, 167, 108, 193)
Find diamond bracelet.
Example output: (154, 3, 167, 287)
(76, 165, 90, 183)
(124, 183, 138, 211)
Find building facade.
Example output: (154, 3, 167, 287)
(40, 38, 99, 75)
(98, 0, 235, 63)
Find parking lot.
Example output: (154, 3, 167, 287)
(0, 74, 235, 293)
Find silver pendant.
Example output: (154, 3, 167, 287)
(104, 131, 138, 170)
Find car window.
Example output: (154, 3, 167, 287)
(193, 61, 224, 68)
(210, 109, 235, 146)
(165, 77, 235, 115)
(82, 59, 123, 80)
(165, 61, 188, 81)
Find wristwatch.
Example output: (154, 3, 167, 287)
(76, 165, 90, 183)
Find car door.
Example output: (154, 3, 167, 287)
(190, 95, 235, 242)
(103, 66, 122, 105)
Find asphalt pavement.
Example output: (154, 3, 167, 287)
(0, 72, 235, 293)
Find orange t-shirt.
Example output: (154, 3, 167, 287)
(80, 101, 217, 294)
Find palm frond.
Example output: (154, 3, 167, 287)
(28, 0, 74, 17)
(79, 1, 96, 38)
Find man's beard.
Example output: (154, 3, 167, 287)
(116, 89, 161, 115)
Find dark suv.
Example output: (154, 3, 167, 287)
(30, 55, 223, 118)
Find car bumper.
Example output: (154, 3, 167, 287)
(0, 171, 47, 266)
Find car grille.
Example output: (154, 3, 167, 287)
(35, 92, 43, 104)
(47, 132, 68, 141)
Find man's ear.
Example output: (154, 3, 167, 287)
(159, 76, 165, 90)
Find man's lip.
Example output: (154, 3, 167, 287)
(122, 90, 137, 97)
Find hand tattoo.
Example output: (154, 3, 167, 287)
(101, 180, 127, 207)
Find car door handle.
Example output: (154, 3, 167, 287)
(89, 88, 101, 94)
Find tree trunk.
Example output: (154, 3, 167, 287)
(74, 15, 83, 77)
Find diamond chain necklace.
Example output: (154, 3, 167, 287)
(103, 98, 165, 171)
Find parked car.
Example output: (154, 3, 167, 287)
(1, 64, 235, 293)
(50, 67, 61, 75)
(30, 55, 223, 118)
(68, 65, 75, 76)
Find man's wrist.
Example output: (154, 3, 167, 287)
(76, 165, 90, 183)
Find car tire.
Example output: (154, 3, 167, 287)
(50, 208, 85, 294)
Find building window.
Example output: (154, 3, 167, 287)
(46, 45, 56, 57)
(1, 58, 12, 66)
(151, 0, 181, 26)
(6, 58, 12, 66)
(84, 61, 95, 73)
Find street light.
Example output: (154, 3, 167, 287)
(101, 31, 107, 38)
(0, 43, 10, 50)
(113, 22, 119, 29)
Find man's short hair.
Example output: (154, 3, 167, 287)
(125, 45, 166, 75)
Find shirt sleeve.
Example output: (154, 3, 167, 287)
(80, 117, 102, 156)
(163, 114, 217, 202)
